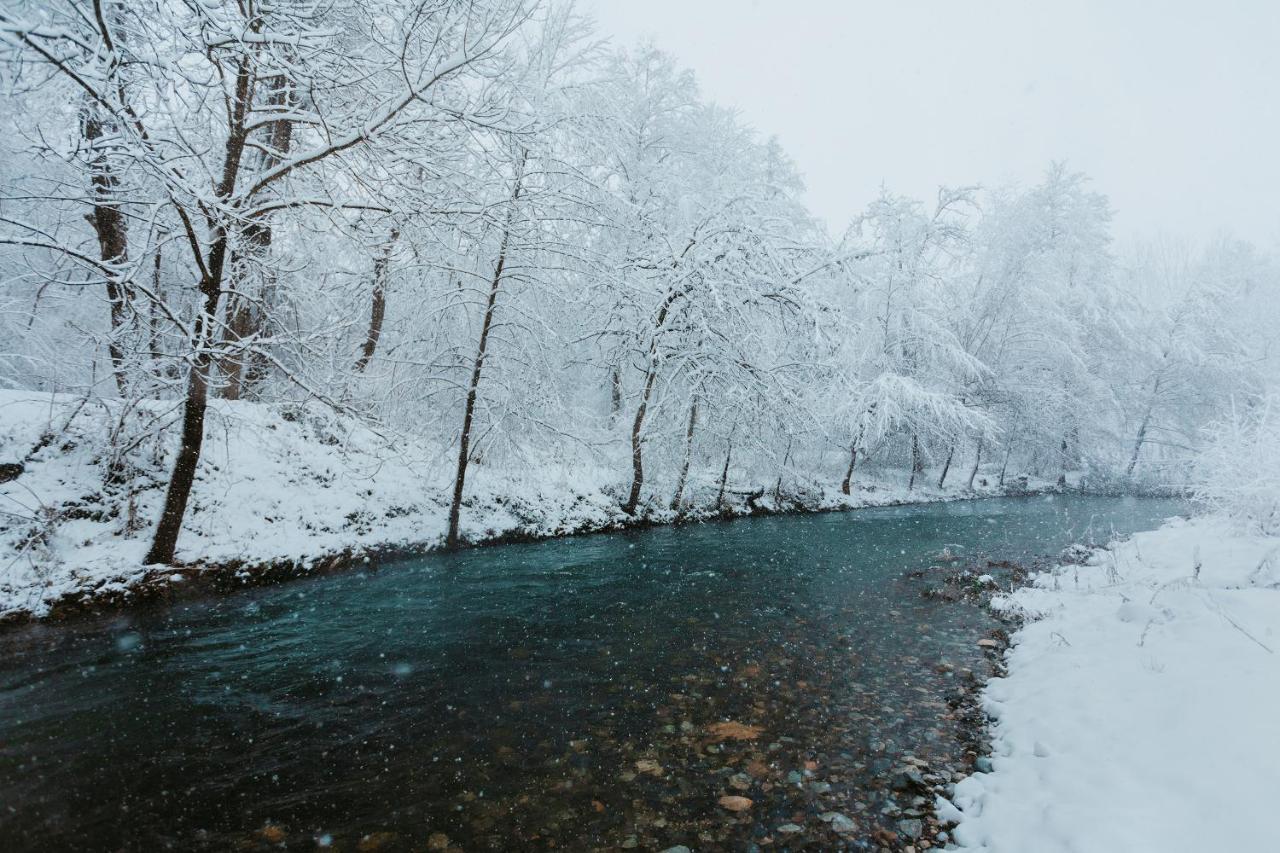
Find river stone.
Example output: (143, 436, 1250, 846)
(776, 823, 803, 834)
(898, 818, 924, 840)
(820, 812, 858, 834)
(660, 847, 692, 853)
(974, 756, 994, 773)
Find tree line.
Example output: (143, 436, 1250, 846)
(1, 0, 1275, 562)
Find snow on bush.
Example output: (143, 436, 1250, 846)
(1193, 395, 1280, 534)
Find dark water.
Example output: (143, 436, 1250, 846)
(0, 496, 1182, 852)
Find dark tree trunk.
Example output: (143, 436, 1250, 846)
(999, 444, 1012, 487)
(715, 438, 733, 511)
(219, 73, 294, 400)
(840, 442, 857, 496)
(1126, 399, 1157, 477)
(774, 438, 792, 507)
(967, 438, 983, 490)
(1057, 437, 1070, 487)
(446, 157, 525, 548)
(609, 364, 622, 424)
(354, 228, 396, 373)
(908, 433, 924, 490)
(937, 445, 955, 489)
(82, 108, 131, 396)
(146, 60, 253, 566)
(624, 367, 658, 515)
(145, 239, 231, 564)
(623, 286, 685, 515)
(670, 397, 698, 511)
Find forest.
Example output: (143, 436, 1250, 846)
(3, 0, 1276, 593)
(2, 2, 1279, 852)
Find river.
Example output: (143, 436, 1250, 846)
(0, 495, 1183, 851)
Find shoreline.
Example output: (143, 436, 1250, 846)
(3, 483, 1099, 631)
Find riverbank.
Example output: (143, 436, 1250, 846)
(0, 390, 1076, 624)
(941, 516, 1280, 852)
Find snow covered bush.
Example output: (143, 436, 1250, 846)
(1193, 395, 1280, 534)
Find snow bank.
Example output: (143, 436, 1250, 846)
(0, 391, 1038, 621)
(945, 516, 1280, 852)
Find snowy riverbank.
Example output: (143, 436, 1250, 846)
(0, 390, 1065, 622)
(943, 516, 1280, 852)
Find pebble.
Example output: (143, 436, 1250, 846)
(821, 812, 858, 834)
(898, 818, 924, 839)
(776, 823, 803, 834)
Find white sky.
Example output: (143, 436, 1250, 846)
(581, 0, 1280, 246)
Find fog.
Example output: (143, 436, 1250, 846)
(585, 0, 1280, 245)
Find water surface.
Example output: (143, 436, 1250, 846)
(0, 495, 1183, 851)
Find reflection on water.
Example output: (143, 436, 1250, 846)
(0, 496, 1182, 851)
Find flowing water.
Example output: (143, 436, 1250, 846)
(0, 495, 1183, 851)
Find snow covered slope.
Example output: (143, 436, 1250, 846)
(944, 517, 1280, 852)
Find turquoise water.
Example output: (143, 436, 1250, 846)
(0, 495, 1183, 851)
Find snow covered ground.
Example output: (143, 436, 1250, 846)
(0, 390, 1046, 621)
(944, 516, 1280, 852)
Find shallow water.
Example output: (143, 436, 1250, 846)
(0, 495, 1183, 851)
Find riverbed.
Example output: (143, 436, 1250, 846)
(0, 495, 1183, 851)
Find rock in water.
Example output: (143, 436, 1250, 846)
(820, 812, 858, 834)
(718, 795, 753, 812)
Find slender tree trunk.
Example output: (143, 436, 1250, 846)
(937, 445, 955, 489)
(624, 368, 658, 515)
(1126, 400, 1156, 477)
(446, 157, 525, 548)
(908, 433, 924, 490)
(146, 60, 253, 565)
(670, 397, 698, 511)
(219, 72, 294, 400)
(623, 286, 685, 515)
(999, 444, 1012, 487)
(354, 228, 397, 373)
(716, 438, 733, 511)
(144, 240, 231, 564)
(774, 438, 792, 507)
(609, 364, 622, 424)
(967, 438, 983, 490)
(1057, 437, 1070, 487)
(840, 442, 858, 496)
(82, 107, 131, 396)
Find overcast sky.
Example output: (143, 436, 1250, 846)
(581, 0, 1280, 247)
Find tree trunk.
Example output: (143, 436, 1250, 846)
(609, 364, 622, 424)
(999, 444, 1012, 487)
(354, 228, 397, 373)
(908, 433, 924, 490)
(937, 445, 955, 489)
(716, 438, 733, 511)
(967, 438, 983, 490)
(144, 243, 230, 564)
(446, 157, 525, 548)
(1057, 437, 1069, 487)
(840, 442, 857, 496)
(146, 60, 253, 565)
(670, 397, 698, 511)
(219, 72, 295, 400)
(624, 368, 658, 515)
(82, 107, 131, 396)
(1126, 400, 1156, 477)
(774, 439, 792, 507)
(623, 286, 685, 515)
